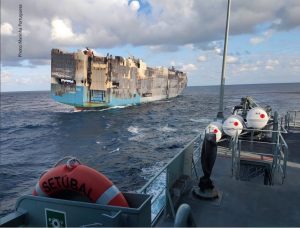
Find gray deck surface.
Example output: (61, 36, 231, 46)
(158, 127, 300, 227)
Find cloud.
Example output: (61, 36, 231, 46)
(1, 69, 50, 91)
(265, 65, 274, 70)
(184, 44, 195, 49)
(1, 70, 32, 87)
(51, 18, 85, 44)
(227, 55, 239, 64)
(239, 64, 259, 72)
(15, 77, 31, 85)
(250, 29, 274, 45)
(149, 45, 179, 52)
(1, 71, 12, 83)
(197, 55, 207, 62)
(263, 29, 273, 37)
(51, 18, 75, 40)
(28, 59, 51, 66)
(1, 71, 30, 85)
(180, 63, 197, 72)
(289, 58, 300, 72)
(266, 59, 279, 66)
(233, 59, 280, 73)
(1, 0, 300, 67)
(129, 0, 140, 11)
(214, 48, 222, 55)
(233, 60, 262, 73)
(250, 37, 265, 45)
(1, 22, 13, 35)
(265, 59, 279, 70)
(275, 1, 300, 30)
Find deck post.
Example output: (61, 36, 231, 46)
(217, 0, 231, 119)
(272, 112, 279, 152)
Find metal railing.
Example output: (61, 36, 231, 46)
(275, 133, 289, 181)
(231, 134, 241, 179)
(138, 133, 202, 226)
(285, 111, 300, 129)
(230, 119, 289, 184)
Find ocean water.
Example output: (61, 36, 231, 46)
(1, 83, 299, 216)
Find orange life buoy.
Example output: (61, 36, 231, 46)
(33, 161, 129, 207)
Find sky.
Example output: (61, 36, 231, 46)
(1, 0, 300, 92)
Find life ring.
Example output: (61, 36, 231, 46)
(33, 158, 129, 207)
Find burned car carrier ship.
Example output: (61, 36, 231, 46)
(51, 49, 187, 109)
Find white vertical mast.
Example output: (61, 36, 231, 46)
(217, 0, 231, 119)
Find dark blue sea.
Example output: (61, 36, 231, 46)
(1, 83, 300, 216)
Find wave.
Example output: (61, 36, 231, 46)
(155, 142, 183, 151)
(158, 125, 177, 132)
(140, 161, 166, 181)
(105, 123, 112, 129)
(154, 100, 172, 104)
(189, 118, 212, 123)
(74, 105, 128, 113)
(52, 109, 74, 113)
(109, 148, 120, 154)
(1, 122, 58, 133)
(140, 160, 167, 218)
(128, 126, 140, 134)
(129, 134, 146, 142)
(24, 124, 46, 129)
(111, 105, 127, 109)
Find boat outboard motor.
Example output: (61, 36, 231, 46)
(197, 133, 218, 197)
(246, 107, 269, 129)
(232, 96, 258, 117)
(223, 115, 245, 137)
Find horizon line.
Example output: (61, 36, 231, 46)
(1, 81, 300, 93)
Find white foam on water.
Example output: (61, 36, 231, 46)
(128, 126, 150, 142)
(129, 134, 146, 142)
(192, 129, 202, 133)
(140, 161, 166, 196)
(189, 118, 212, 123)
(140, 161, 167, 221)
(109, 148, 120, 154)
(53, 109, 74, 113)
(72, 105, 128, 113)
(127, 126, 139, 134)
(158, 125, 177, 132)
(154, 100, 172, 104)
(110, 105, 127, 109)
(140, 161, 165, 179)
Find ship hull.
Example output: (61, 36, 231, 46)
(51, 49, 187, 109)
(51, 84, 185, 109)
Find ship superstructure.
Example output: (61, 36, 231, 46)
(51, 49, 187, 108)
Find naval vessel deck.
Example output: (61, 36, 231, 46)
(155, 112, 300, 227)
